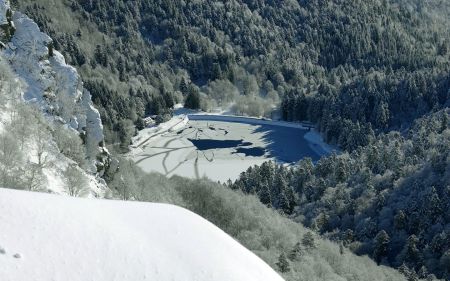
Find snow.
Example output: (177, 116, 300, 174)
(304, 130, 336, 156)
(130, 112, 333, 182)
(0, 188, 284, 281)
(130, 114, 189, 148)
(0, 0, 9, 25)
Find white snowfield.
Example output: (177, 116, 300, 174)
(0, 188, 285, 281)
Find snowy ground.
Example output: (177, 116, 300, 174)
(130, 112, 335, 182)
(0, 188, 284, 281)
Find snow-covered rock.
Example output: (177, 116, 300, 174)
(0, 0, 9, 25)
(0, 188, 285, 281)
(0, 4, 105, 172)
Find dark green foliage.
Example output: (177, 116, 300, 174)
(399, 235, 422, 268)
(1, 8, 15, 42)
(283, 70, 450, 150)
(179, 78, 188, 95)
(184, 89, 200, 110)
(6, 9, 12, 22)
(374, 230, 390, 265)
(135, 117, 145, 131)
(288, 242, 303, 261)
(47, 41, 53, 57)
(276, 253, 290, 273)
(302, 232, 316, 251)
(117, 119, 135, 151)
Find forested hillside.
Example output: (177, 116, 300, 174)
(12, 0, 450, 150)
(230, 109, 450, 280)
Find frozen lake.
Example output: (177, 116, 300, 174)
(130, 115, 329, 182)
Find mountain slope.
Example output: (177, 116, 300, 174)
(0, 188, 284, 281)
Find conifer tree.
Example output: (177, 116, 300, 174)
(288, 242, 303, 261)
(259, 182, 271, 206)
(48, 42, 54, 57)
(276, 253, 290, 273)
(6, 8, 12, 23)
(373, 230, 390, 264)
(184, 88, 201, 110)
(180, 78, 188, 95)
(302, 232, 316, 251)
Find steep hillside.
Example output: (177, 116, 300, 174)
(0, 0, 107, 195)
(0, 188, 284, 281)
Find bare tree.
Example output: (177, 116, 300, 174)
(0, 133, 24, 188)
(12, 104, 33, 150)
(22, 162, 46, 191)
(53, 124, 86, 167)
(63, 165, 88, 197)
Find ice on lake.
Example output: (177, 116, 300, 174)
(131, 116, 326, 182)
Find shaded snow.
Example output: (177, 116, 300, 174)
(0, 188, 284, 281)
(304, 130, 337, 156)
(0, 0, 9, 25)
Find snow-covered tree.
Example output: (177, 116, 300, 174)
(276, 253, 290, 273)
(302, 232, 316, 251)
(373, 230, 390, 264)
(63, 165, 88, 197)
(288, 242, 303, 261)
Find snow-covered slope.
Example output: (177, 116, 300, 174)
(0, 188, 284, 281)
(0, 0, 109, 195)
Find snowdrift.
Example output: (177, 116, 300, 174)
(0, 188, 284, 281)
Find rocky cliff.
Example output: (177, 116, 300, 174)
(0, 0, 108, 174)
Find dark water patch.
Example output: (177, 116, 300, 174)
(239, 142, 253, 147)
(233, 147, 266, 157)
(209, 126, 216, 131)
(189, 139, 245, 150)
